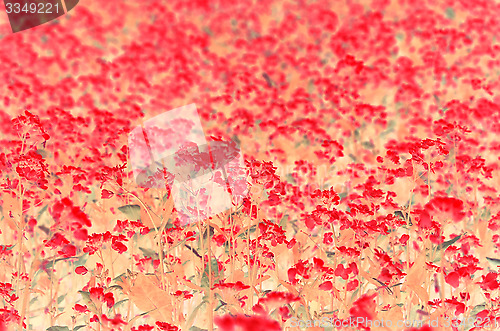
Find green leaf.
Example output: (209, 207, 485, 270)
(479, 207, 491, 221)
(201, 258, 221, 288)
(470, 303, 486, 317)
(113, 272, 126, 282)
(78, 291, 99, 314)
(202, 26, 213, 36)
(118, 205, 141, 220)
(466, 303, 487, 330)
(362, 141, 375, 149)
(285, 173, 296, 184)
(446, 7, 455, 19)
(437, 235, 461, 251)
(350, 284, 361, 304)
(78, 290, 91, 302)
(296, 304, 309, 320)
(185, 299, 208, 330)
(46, 327, 70, 331)
(162, 192, 171, 203)
(113, 299, 129, 309)
(139, 247, 158, 259)
(279, 215, 289, 229)
(238, 225, 257, 238)
(29, 296, 38, 305)
(74, 253, 88, 267)
(107, 285, 123, 291)
(446, 184, 453, 195)
(326, 251, 335, 258)
(57, 294, 66, 305)
(394, 210, 412, 225)
(1, 245, 15, 251)
(38, 204, 49, 218)
(380, 120, 395, 136)
(74, 326, 86, 331)
(486, 257, 500, 266)
(338, 191, 348, 200)
(214, 299, 227, 311)
(139, 308, 157, 316)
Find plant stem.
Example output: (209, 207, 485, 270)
(207, 219, 213, 331)
(17, 189, 26, 330)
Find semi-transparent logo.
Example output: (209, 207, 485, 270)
(3, 0, 79, 33)
(128, 104, 248, 225)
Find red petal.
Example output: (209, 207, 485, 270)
(319, 281, 333, 291)
(445, 271, 460, 288)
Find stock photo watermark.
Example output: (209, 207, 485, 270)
(128, 103, 248, 225)
(288, 316, 500, 329)
(2, 0, 79, 33)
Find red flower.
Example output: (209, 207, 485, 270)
(75, 266, 88, 275)
(58, 244, 77, 258)
(111, 240, 128, 254)
(214, 281, 250, 291)
(444, 297, 466, 316)
(214, 234, 227, 246)
(445, 271, 460, 288)
(131, 325, 154, 331)
(252, 304, 267, 315)
(74, 228, 88, 241)
(406, 326, 434, 331)
(334, 264, 350, 280)
(278, 306, 291, 320)
(349, 293, 377, 328)
(101, 189, 114, 199)
(478, 272, 499, 291)
(319, 281, 333, 291)
(215, 314, 281, 331)
(44, 233, 70, 248)
(399, 234, 410, 245)
(288, 268, 298, 284)
(347, 279, 359, 291)
(155, 321, 179, 331)
(74, 304, 89, 313)
(323, 232, 334, 245)
(89, 287, 104, 300)
(424, 196, 466, 223)
(101, 313, 126, 326)
(103, 292, 115, 308)
(258, 292, 300, 306)
(418, 210, 433, 229)
(0, 282, 18, 305)
(0, 307, 25, 328)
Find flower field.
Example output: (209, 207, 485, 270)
(0, 0, 500, 330)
